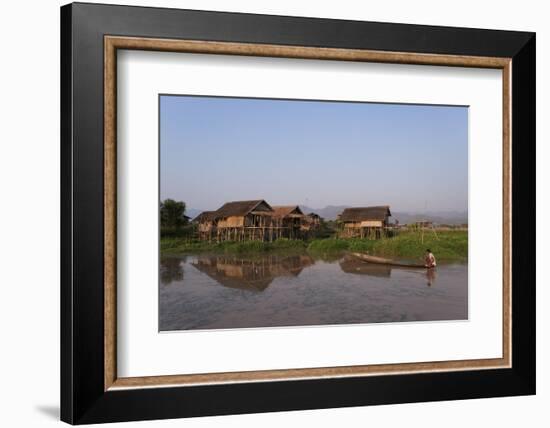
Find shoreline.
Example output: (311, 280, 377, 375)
(161, 231, 468, 262)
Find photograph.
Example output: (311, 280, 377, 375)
(159, 95, 469, 331)
(54, 2, 537, 424)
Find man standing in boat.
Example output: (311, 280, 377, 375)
(424, 249, 437, 269)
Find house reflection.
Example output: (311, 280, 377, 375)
(192, 254, 315, 292)
(160, 256, 186, 285)
(338, 256, 392, 278)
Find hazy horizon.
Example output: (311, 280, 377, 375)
(160, 95, 468, 213)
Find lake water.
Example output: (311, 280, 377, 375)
(159, 253, 468, 331)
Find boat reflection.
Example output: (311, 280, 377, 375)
(338, 256, 392, 278)
(191, 254, 315, 292)
(339, 255, 438, 286)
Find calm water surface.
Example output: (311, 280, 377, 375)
(160, 253, 467, 331)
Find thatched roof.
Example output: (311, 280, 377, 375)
(271, 205, 304, 218)
(193, 211, 218, 223)
(339, 206, 391, 222)
(215, 200, 273, 218)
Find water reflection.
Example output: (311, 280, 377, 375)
(427, 268, 437, 287)
(339, 255, 441, 286)
(191, 254, 315, 292)
(160, 256, 186, 285)
(339, 256, 392, 278)
(159, 252, 467, 330)
(161, 253, 442, 288)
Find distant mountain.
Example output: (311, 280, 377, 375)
(187, 205, 351, 221)
(186, 205, 467, 225)
(300, 205, 351, 221)
(391, 211, 468, 225)
(301, 205, 467, 224)
(185, 207, 203, 219)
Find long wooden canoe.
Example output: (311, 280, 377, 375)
(349, 252, 427, 268)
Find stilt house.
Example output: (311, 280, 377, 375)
(215, 200, 275, 242)
(193, 210, 219, 241)
(338, 206, 392, 239)
(271, 205, 305, 239)
(301, 212, 321, 235)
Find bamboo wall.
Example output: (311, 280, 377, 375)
(339, 219, 391, 239)
(197, 212, 316, 242)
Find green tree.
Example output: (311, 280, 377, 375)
(160, 199, 188, 229)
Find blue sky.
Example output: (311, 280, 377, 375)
(160, 95, 468, 212)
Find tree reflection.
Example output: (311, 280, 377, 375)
(160, 256, 186, 285)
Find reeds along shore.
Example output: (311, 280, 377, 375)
(161, 230, 468, 261)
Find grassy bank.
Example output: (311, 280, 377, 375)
(307, 231, 467, 260)
(161, 237, 307, 255)
(161, 231, 467, 260)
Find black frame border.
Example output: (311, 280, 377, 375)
(61, 2, 535, 424)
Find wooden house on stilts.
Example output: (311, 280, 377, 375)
(301, 212, 321, 237)
(193, 210, 219, 241)
(338, 206, 392, 239)
(193, 200, 324, 242)
(271, 205, 304, 239)
(215, 200, 275, 242)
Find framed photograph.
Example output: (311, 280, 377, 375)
(61, 2, 535, 424)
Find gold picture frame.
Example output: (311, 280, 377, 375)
(103, 36, 512, 391)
